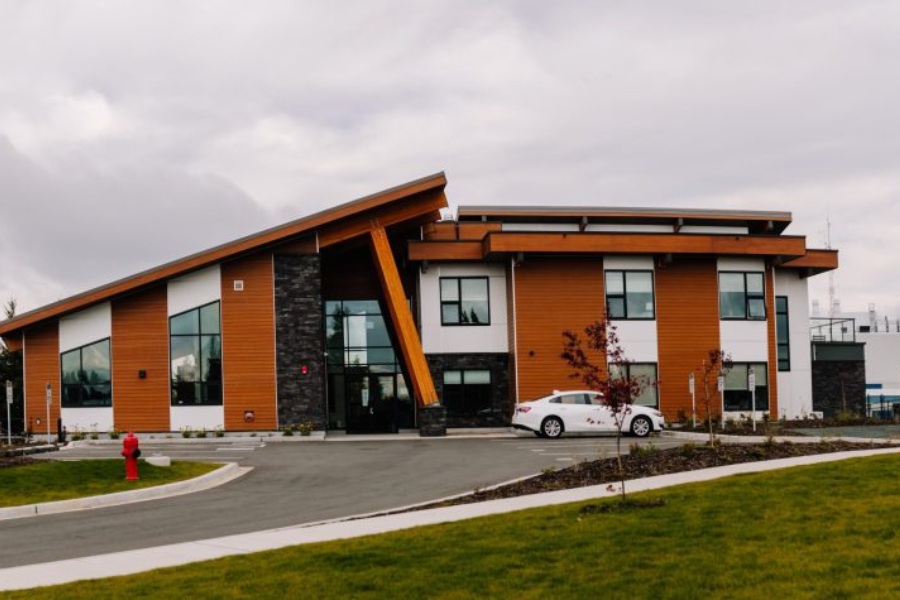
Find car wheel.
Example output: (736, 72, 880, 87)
(541, 416, 564, 439)
(630, 416, 652, 438)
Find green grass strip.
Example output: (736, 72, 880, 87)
(0, 460, 219, 507)
(4, 453, 900, 599)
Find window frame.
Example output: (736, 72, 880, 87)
(439, 276, 491, 326)
(719, 271, 766, 321)
(442, 368, 493, 420)
(169, 301, 223, 407)
(723, 362, 769, 411)
(776, 296, 790, 371)
(607, 362, 659, 408)
(604, 270, 656, 320)
(60, 338, 112, 408)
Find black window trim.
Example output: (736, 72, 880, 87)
(605, 269, 656, 321)
(439, 276, 491, 326)
(169, 300, 223, 407)
(723, 361, 770, 412)
(719, 271, 767, 321)
(60, 337, 113, 408)
(776, 296, 791, 372)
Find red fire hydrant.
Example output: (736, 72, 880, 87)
(122, 431, 141, 480)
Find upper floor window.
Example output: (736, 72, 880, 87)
(719, 272, 765, 320)
(170, 301, 222, 406)
(605, 270, 655, 319)
(440, 277, 490, 325)
(61, 339, 112, 408)
(776, 296, 790, 371)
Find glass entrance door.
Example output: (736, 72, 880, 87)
(325, 300, 415, 433)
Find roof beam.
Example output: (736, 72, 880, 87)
(369, 224, 439, 407)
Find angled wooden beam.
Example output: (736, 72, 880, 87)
(369, 224, 439, 406)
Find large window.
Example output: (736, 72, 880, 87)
(719, 272, 766, 320)
(608, 363, 658, 407)
(442, 369, 494, 425)
(724, 363, 769, 411)
(440, 277, 490, 325)
(605, 271, 655, 319)
(170, 302, 222, 406)
(776, 296, 790, 371)
(61, 339, 112, 407)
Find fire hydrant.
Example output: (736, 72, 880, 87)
(122, 431, 141, 480)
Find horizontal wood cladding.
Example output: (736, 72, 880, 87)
(514, 258, 604, 401)
(422, 222, 502, 241)
(656, 258, 721, 420)
(24, 322, 60, 432)
(486, 232, 808, 258)
(222, 253, 277, 430)
(111, 285, 170, 432)
(408, 240, 484, 261)
(0, 173, 447, 338)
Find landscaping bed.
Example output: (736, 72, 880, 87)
(425, 439, 895, 507)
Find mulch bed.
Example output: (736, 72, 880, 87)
(421, 440, 896, 509)
(0, 456, 40, 469)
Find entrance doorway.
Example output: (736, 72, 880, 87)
(325, 300, 415, 433)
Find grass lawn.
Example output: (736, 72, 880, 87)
(0, 460, 219, 507)
(5, 453, 900, 599)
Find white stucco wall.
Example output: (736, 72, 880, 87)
(419, 262, 508, 354)
(167, 265, 221, 316)
(718, 258, 768, 362)
(775, 270, 813, 418)
(169, 405, 226, 432)
(59, 302, 111, 352)
(858, 333, 900, 389)
(603, 256, 658, 362)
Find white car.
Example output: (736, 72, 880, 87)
(511, 390, 665, 438)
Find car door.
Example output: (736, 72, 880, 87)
(585, 392, 616, 431)
(558, 393, 593, 432)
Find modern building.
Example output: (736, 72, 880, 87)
(0, 173, 838, 435)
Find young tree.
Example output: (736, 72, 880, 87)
(561, 320, 651, 500)
(698, 348, 733, 445)
(1, 298, 24, 438)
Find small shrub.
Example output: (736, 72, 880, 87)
(89, 424, 99, 440)
(215, 426, 225, 438)
(108, 426, 120, 440)
(629, 442, 658, 456)
(196, 427, 207, 438)
(679, 442, 696, 458)
(282, 425, 294, 437)
(70, 427, 85, 442)
(181, 426, 193, 439)
(298, 420, 314, 436)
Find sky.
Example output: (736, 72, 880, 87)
(2, 1, 899, 320)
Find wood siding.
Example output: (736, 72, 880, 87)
(111, 285, 170, 431)
(656, 258, 721, 419)
(23, 322, 60, 433)
(222, 253, 278, 430)
(514, 258, 604, 401)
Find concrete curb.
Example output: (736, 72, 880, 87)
(2, 446, 900, 591)
(0, 462, 251, 522)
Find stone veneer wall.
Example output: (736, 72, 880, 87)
(811, 361, 866, 418)
(274, 254, 326, 429)
(426, 353, 510, 427)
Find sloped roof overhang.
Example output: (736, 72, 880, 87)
(0, 172, 448, 338)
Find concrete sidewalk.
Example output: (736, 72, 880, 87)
(3, 445, 900, 592)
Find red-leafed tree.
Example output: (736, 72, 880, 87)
(698, 348, 733, 445)
(561, 320, 653, 500)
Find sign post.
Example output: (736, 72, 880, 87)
(688, 373, 696, 428)
(717, 374, 725, 430)
(5, 380, 12, 446)
(749, 367, 757, 433)
(45, 383, 52, 444)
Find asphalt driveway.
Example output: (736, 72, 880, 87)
(0, 434, 681, 569)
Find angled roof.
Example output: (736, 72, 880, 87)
(457, 205, 793, 234)
(0, 172, 448, 337)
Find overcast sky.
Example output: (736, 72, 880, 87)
(2, 1, 899, 321)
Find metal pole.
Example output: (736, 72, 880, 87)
(45, 382, 52, 444)
(718, 374, 725, 430)
(689, 373, 696, 428)
(749, 368, 757, 432)
(5, 380, 12, 446)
